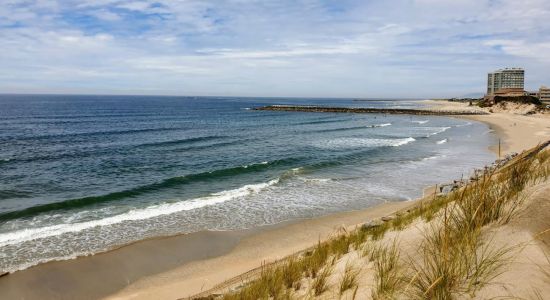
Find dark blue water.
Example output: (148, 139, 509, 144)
(0, 95, 495, 271)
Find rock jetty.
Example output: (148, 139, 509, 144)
(253, 105, 489, 116)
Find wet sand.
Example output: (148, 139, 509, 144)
(105, 201, 414, 299)
(0, 230, 247, 300)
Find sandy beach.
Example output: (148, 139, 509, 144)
(424, 99, 550, 155)
(2, 101, 549, 300)
(104, 101, 550, 300)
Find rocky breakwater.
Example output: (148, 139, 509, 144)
(253, 105, 489, 116)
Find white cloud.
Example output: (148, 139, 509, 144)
(485, 40, 550, 63)
(0, 0, 549, 97)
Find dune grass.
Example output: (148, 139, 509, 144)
(371, 239, 403, 299)
(281, 257, 303, 290)
(339, 261, 360, 295)
(403, 145, 550, 299)
(312, 264, 333, 296)
(218, 144, 550, 300)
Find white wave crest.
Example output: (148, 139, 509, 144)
(412, 120, 429, 124)
(243, 161, 268, 168)
(393, 137, 416, 146)
(367, 123, 392, 128)
(426, 127, 451, 137)
(436, 139, 448, 145)
(422, 154, 446, 161)
(0, 179, 279, 248)
(291, 167, 304, 174)
(313, 137, 415, 149)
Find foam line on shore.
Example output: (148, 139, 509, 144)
(0, 179, 280, 248)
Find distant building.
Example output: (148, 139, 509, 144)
(540, 86, 550, 104)
(487, 68, 525, 96)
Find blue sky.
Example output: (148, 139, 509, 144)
(1, 0, 549, 98)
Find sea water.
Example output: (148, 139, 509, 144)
(0, 95, 495, 272)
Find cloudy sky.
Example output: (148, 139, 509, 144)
(1, 0, 549, 98)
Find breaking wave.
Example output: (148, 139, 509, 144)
(312, 137, 415, 150)
(0, 179, 280, 248)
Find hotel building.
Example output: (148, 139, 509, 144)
(487, 68, 525, 96)
(539, 86, 550, 104)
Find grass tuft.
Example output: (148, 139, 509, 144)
(312, 264, 333, 296)
(339, 261, 360, 295)
(372, 239, 403, 299)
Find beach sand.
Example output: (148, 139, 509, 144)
(2, 101, 549, 299)
(105, 101, 550, 300)
(106, 201, 414, 300)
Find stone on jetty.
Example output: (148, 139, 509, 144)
(252, 105, 489, 116)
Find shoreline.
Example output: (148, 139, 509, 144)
(106, 201, 416, 300)
(2, 101, 549, 299)
(425, 99, 550, 155)
(0, 201, 414, 300)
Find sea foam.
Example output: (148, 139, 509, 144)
(312, 137, 415, 149)
(0, 179, 280, 247)
(427, 127, 451, 137)
(367, 123, 392, 128)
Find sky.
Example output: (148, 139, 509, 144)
(1, 0, 549, 98)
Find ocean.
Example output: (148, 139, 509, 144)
(0, 95, 495, 272)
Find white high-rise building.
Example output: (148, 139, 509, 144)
(487, 68, 525, 95)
